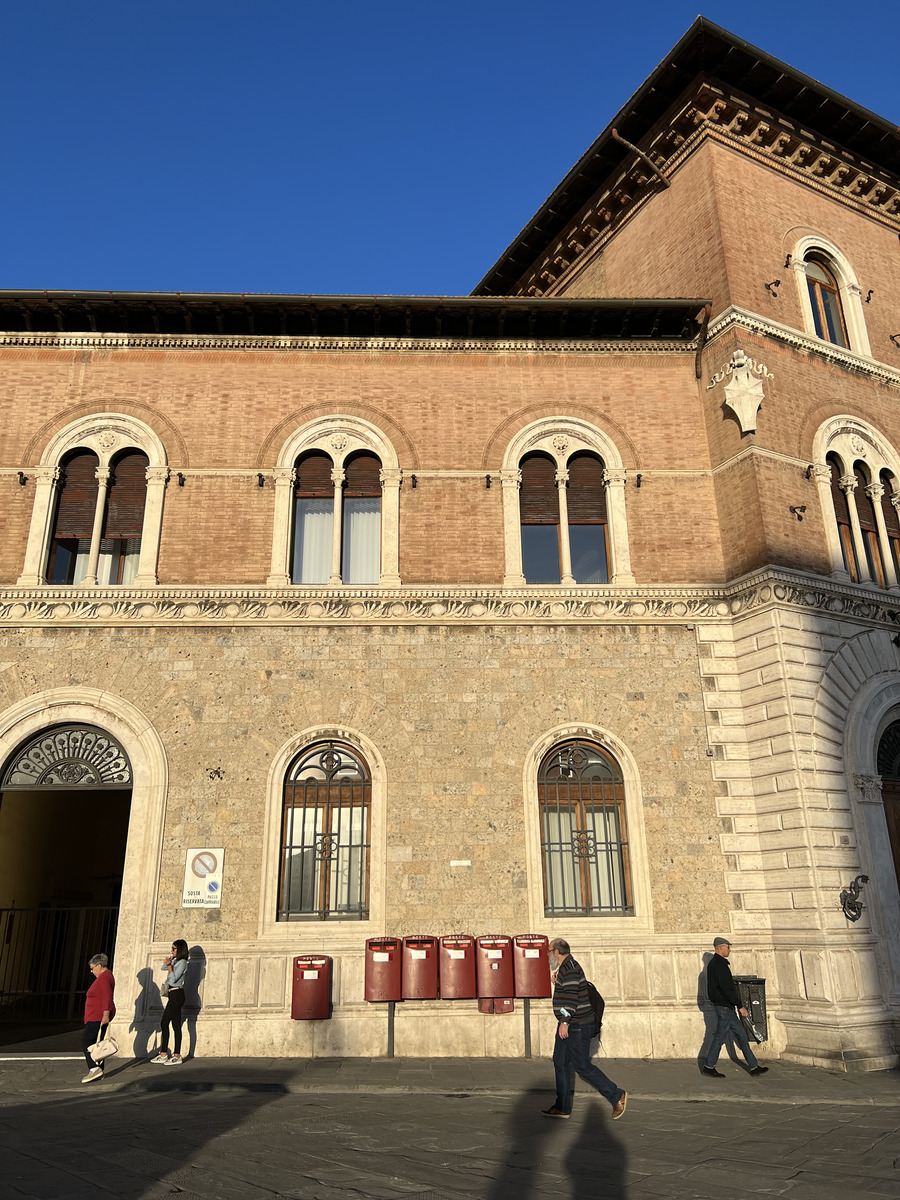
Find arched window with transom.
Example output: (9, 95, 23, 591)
(278, 742, 371, 921)
(804, 254, 848, 348)
(538, 740, 632, 917)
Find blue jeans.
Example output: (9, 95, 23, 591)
(553, 1023, 623, 1113)
(705, 1005, 758, 1070)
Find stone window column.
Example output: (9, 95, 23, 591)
(812, 462, 850, 580)
(17, 466, 61, 586)
(603, 468, 635, 584)
(840, 473, 873, 582)
(266, 468, 295, 587)
(378, 468, 402, 587)
(866, 482, 899, 589)
(501, 468, 525, 587)
(81, 467, 111, 587)
(328, 467, 345, 587)
(133, 466, 169, 586)
(556, 469, 575, 585)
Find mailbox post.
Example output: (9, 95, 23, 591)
(364, 937, 402, 1057)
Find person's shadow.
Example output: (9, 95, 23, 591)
(696, 952, 739, 1068)
(565, 1098, 627, 1200)
(185, 945, 206, 1060)
(129, 967, 161, 1059)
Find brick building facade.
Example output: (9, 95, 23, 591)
(1, 19, 898, 1068)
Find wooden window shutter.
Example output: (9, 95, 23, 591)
(519, 454, 558, 523)
(344, 453, 381, 498)
(53, 451, 99, 538)
(104, 451, 149, 538)
(853, 466, 877, 532)
(881, 471, 900, 538)
(566, 452, 607, 522)
(829, 458, 851, 525)
(295, 451, 334, 497)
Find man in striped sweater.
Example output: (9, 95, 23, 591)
(542, 938, 627, 1120)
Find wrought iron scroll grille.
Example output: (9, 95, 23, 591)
(1, 725, 132, 789)
(278, 741, 370, 921)
(538, 740, 632, 917)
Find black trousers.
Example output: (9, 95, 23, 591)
(82, 1021, 108, 1069)
(160, 988, 185, 1054)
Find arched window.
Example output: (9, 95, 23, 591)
(804, 254, 848, 348)
(827, 455, 858, 581)
(567, 452, 609, 584)
(520, 453, 560, 583)
(538, 740, 632, 917)
(342, 452, 382, 585)
(880, 471, 900, 583)
(278, 741, 371, 921)
(853, 463, 885, 588)
(49, 449, 99, 584)
(292, 451, 334, 584)
(100, 450, 148, 585)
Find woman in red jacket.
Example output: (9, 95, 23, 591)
(82, 953, 116, 1083)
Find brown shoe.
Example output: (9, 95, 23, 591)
(540, 1106, 571, 1119)
(611, 1091, 627, 1120)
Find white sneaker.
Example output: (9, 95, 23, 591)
(165, 1054, 183, 1065)
(81, 1066, 103, 1083)
(150, 1053, 170, 1064)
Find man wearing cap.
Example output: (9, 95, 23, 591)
(702, 937, 768, 1078)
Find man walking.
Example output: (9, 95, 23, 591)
(542, 938, 627, 1120)
(702, 937, 768, 1078)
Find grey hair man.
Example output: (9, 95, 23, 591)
(702, 938, 768, 1078)
(541, 938, 627, 1120)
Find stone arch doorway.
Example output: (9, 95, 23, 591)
(876, 720, 900, 895)
(0, 724, 133, 1039)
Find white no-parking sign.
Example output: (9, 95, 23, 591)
(182, 847, 224, 908)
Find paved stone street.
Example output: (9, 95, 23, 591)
(0, 1057, 898, 1200)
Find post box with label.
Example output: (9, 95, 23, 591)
(291, 955, 332, 1020)
(476, 934, 514, 998)
(402, 935, 439, 1000)
(364, 937, 402, 1002)
(513, 934, 552, 998)
(440, 934, 476, 999)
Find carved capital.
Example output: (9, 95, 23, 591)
(94, 467, 111, 485)
(839, 473, 858, 495)
(32, 465, 61, 486)
(854, 774, 883, 804)
(379, 468, 403, 487)
(866, 483, 884, 503)
(272, 467, 295, 487)
(555, 470, 569, 487)
(603, 468, 627, 489)
(145, 466, 171, 485)
(811, 463, 831, 484)
(330, 469, 345, 487)
(500, 469, 522, 489)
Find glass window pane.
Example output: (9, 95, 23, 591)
(542, 808, 579, 911)
(522, 524, 560, 583)
(342, 497, 381, 584)
(569, 524, 609, 583)
(293, 497, 333, 584)
(807, 281, 825, 339)
(822, 289, 847, 347)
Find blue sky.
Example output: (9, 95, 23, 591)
(2, 2, 897, 296)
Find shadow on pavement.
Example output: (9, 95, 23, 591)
(487, 1087, 627, 1200)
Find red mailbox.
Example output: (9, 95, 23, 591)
(476, 934, 514, 998)
(513, 934, 551, 997)
(439, 934, 476, 999)
(402, 935, 439, 1000)
(364, 937, 402, 1002)
(291, 955, 332, 1020)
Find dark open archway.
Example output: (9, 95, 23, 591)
(0, 725, 132, 1046)
(876, 721, 900, 896)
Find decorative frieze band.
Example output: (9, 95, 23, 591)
(1, 567, 900, 628)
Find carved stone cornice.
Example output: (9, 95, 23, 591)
(0, 330, 696, 356)
(706, 307, 900, 389)
(2, 565, 900, 628)
(521, 80, 900, 299)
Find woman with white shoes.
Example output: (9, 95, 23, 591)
(151, 939, 189, 1065)
(81, 953, 116, 1083)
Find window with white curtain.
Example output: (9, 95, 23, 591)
(342, 453, 381, 585)
(292, 451, 334, 584)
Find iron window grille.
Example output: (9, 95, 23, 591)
(278, 741, 371, 921)
(538, 740, 632, 917)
